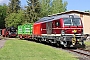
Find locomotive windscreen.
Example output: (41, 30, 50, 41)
(63, 18, 81, 26)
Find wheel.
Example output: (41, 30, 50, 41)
(61, 45, 66, 49)
(56, 41, 60, 47)
(20, 35, 22, 39)
(37, 38, 41, 42)
(81, 44, 86, 49)
(74, 43, 86, 48)
(46, 39, 50, 44)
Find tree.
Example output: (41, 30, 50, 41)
(0, 4, 8, 28)
(5, 0, 21, 28)
(40, 0, 68, 17)
(39, 0, 50, 17)
(8, 0, 21, 14)
(5, 10, 25, 28)
(85, 10, 90, 12)
(52, 0, 67, 13)
(26, 0, 41, 23)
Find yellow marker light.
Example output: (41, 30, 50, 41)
(72, 30, 77, 33)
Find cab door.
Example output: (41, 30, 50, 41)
(46, 21, 52, 34)
(53, 20, 61, 34)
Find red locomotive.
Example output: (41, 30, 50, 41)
(33, 14, 86, 48)
(2, 26, 17, 38)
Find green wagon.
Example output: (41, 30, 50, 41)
(18, 23, 33, 39)
(18, 25, 23, 35)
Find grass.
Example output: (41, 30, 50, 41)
(0, 39, 78, 60)
(84, 40, 90, 50)
(85, 41, 90, 46)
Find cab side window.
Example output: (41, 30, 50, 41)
(55, 21, 60, 27)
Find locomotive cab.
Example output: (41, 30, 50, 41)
(60, 15, 86, 48)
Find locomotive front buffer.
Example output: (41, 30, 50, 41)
(60, 29, 87, 48)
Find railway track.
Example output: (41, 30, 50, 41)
(66, 48, 90, 58)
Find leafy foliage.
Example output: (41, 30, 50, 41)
(5, 0, 22, 28)
(0, 4, 7, 28)
(5, 10, 25, 28)
(8, 0, 21, 13)
(39, 0, 50, 17)
(26, 0, 41, 23)
(40, 0, 68, 17)
(85, 10, 90, 12)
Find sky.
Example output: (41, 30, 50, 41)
(0, 0, 90, 11)
(63, 0, 90, 11)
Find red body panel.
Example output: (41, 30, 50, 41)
(33, 23, 42, 36)
(41, 23, 46, 34)
(33, 18, 83, 36)
(2, 29, 8, 37)
(9, 33, 17, 37)
(64, 26, 83, 34)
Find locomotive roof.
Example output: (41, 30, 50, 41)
(35, 14, 80, 23)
